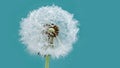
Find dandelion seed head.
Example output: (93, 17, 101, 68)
(20, 5, 79, 58)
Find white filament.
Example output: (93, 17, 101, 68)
(19, 5, 79, 58)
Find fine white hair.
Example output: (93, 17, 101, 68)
(19, 5, 79, 58)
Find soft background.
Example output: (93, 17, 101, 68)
(0, 0, 120, 68)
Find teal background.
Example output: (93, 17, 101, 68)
(0, 0, 120, 68)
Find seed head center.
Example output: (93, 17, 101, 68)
(48, 28, 55, 33)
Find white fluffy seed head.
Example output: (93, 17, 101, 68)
(19, 5, 79, 59)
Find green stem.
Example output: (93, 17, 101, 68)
(45, 55, 50, 68)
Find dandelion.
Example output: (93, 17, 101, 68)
(19, 5, 79, 68)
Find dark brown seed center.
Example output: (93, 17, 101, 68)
(45, 24, 59, 37)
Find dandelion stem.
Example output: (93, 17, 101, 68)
(45, 55, 50, 68)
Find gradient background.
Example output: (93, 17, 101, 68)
(0, 0, 120, 68)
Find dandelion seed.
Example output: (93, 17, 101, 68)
(19, 5, 79, 68)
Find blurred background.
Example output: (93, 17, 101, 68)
(0, 0, 120, 68)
